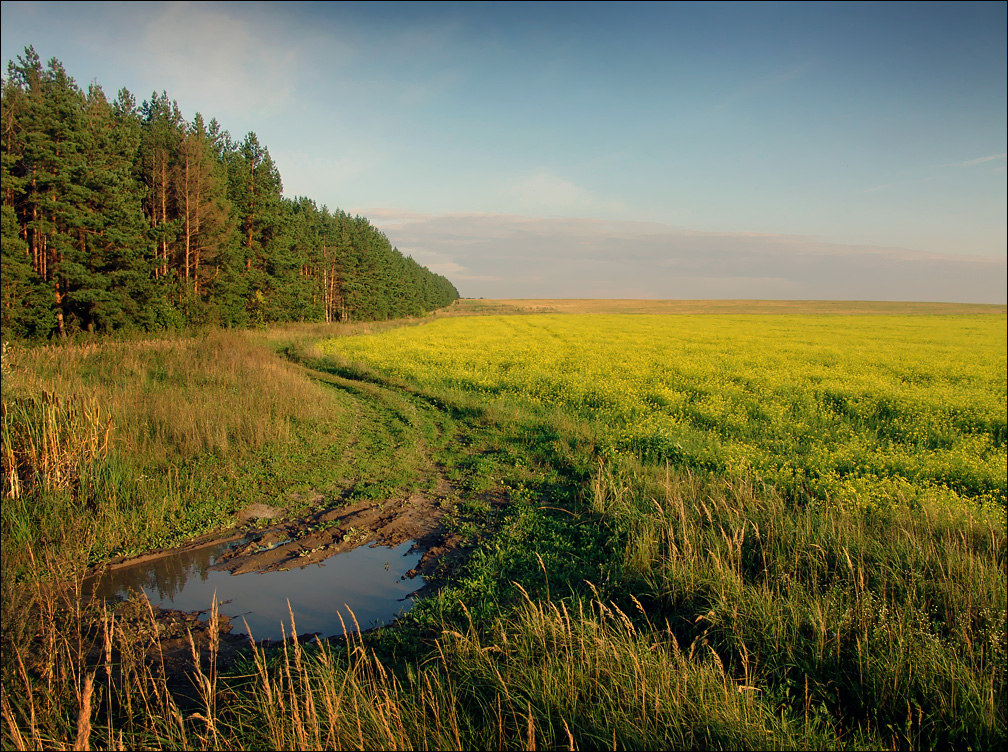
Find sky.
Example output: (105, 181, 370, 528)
(2, 1, 1005, 302)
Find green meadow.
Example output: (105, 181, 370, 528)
(1, 300, 1005, 750)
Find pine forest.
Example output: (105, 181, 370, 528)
(0, 47, 459, 340)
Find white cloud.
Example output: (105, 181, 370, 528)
(134, 3, 308, 120)
(502, 171, 629, 216)
(402, 249, 494, 281)
(363, 211, 1007, 303)
(948, 153, 1007, 167)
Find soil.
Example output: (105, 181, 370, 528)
(80, 477, 472, 706)
(94, 478, 467, 594)
(211, 478, 465, 581)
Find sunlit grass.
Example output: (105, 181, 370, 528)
(323, 313, 1007, 512)
(2, 307, 1005, 750)
(1, 329, 347, 565)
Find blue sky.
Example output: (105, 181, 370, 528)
(2, 1, 1005, 302)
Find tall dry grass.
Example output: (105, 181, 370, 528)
(1, 576, 817, 751)
(1, 328, 350, 711)
(591, 459, 1007, 749)
(2, 329, 336, 465)
(1, 328, 344, 559)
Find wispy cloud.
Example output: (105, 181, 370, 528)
(946, 152, 1007, 167)
(867, 152, 1005, 194)
(278, 147, 378, 199)
(363, 211, 1006, 303)
(134, 3, 306, 120)
(715, 60, 814, 111)
(502, 171, 629, 216)
(862, 175, 939, 193)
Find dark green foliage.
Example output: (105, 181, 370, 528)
(0, 47, 458, 340)
(0, 204, 51, 338)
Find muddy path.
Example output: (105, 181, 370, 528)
(91, 351, 473, 599)
(79, 481, 466, 708)
(214, 479, 465, 581)
(94, 475, 465, 592)
(81, 473, 466, 708)
(77, 354, 482, 703)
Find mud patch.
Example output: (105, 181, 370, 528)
(77, 478, 470, 703)
(236, 502, 281, 524)
(93, 478, 461, 585)
(213, 480, 458, 579)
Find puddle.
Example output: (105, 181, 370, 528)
(85, 539, 424, 641)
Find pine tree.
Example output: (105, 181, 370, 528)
(66, 83, 153, 332)
(175, 113, 233, 298)
(1, 47, 459, 339)
(139, 91, 183, 282)
(5, 52, 92, 336)
(0, 53, 52, 337)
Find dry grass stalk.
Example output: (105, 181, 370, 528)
(0, 685, 29, 752)
(72, 673, 94, 752)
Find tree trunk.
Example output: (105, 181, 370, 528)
(245, 157, 254, 270)
(183, 150, 190, 282)
(30, 170, 39, 273)
(160, 156, 167, 277)
(54, 279, 64, 339)
(322, 267, 329, 323)
(193, 158, 201, 294)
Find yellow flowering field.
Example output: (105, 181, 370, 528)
(323, 314, 1007, 511)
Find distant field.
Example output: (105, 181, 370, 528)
(328, 312, 1007, 511)
(446, 298, 1007, 315)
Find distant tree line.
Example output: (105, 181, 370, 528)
(1, 47, 459, 339)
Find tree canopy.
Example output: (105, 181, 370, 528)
(1, 47, 459, 339)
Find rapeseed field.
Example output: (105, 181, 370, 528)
(324, 313, 1006, 513)
(3, 311, 1004, 750)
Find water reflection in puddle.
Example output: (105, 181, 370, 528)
(85, 540, 424, 641)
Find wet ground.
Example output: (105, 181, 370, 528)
(78, 479, 471, 702)
(86, 537, 424, 641)
(92, 478, 464, 585)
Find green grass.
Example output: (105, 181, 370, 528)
(325, 313, 1007, 512)
(2, 305, 1005, 750)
